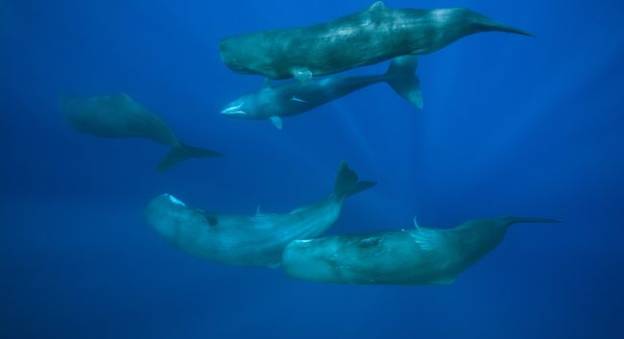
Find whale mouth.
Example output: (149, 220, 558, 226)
(220, 109, 247, 115)
(221, 102, 248, 116)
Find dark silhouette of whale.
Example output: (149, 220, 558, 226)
(62, 94, 221, 171)
(282, 216, 558, 285)
(221, 56, 422, 129)
(145, 162, 375, 267)
(219, 1, 532, 81)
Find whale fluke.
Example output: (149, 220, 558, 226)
(157, 143, 223, 172)
(334, 162, 376, 199)
(384, 56, 423, 109)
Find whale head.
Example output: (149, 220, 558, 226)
(222, 89, 278, 120)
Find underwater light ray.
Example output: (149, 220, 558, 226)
(470, 31, 624, 172)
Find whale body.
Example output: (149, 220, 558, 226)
(219, 1, 531, 80)
(282, 216, 558, 285)
(221, 56, 422, 129)
(62, 94, 222, 171)
(145, 162, 375, 267)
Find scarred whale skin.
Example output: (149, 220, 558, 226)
(145, 162, 375, 267)
(282, 216, 558, 285)
(219, 1, 531, 80)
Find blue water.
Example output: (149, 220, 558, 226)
(2, 0, 623, 338)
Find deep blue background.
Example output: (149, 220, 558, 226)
(2, 0, 623, 338)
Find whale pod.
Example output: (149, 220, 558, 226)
(282, 216, 558, 285)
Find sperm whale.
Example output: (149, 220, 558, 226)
(282, 216, 558, 285)
(219, 1, 531, 81)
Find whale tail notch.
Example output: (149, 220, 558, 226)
(334, 161, 376, 200)
(157, 142, 223, 172)
(385, 56, 423, 109)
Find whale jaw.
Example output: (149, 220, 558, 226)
(221, 101, 248, 117)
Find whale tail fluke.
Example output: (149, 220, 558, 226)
(157, 142, 223, 172)
(384, 56, 423, 109)
(334, 162, 376, 200)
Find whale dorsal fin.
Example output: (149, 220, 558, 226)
(369, 1, 386, 12)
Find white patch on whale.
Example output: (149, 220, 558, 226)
(167, 194, 186, 207)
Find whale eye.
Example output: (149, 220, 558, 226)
(197, 210, 219, 227)
(205, 215, 219, 227)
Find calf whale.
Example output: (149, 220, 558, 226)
(219, 1, 532, 81)
(282, 216, 558, 285)
(145, 162, 375, 267)
(62, 94, 222, 171)
(221, 56, 422, 129)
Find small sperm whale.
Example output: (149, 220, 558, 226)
(219, 1, 532, 81)
(221, 56, 422, 129)
(282, 216, 558, 285)
(62, 94, 222, 171)
(145, 162, 375, 267)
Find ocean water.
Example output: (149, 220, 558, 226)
(2, 0, 623, 338)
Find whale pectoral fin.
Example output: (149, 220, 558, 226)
(368, 1, 386, 12)
(292, 68, 313, 82)
(270, 116, 283, 130)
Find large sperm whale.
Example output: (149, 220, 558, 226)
(219, 1, 532, 81)
(145, 162, 375, 267)
(221, 56, 422, 129)
(282, 216, 558, 285)
(62, 94, 222, 171)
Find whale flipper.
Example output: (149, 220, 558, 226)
(270, 116, 283, 130)
(385, 56, 423, 109)
(157, 142, 223, 172)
